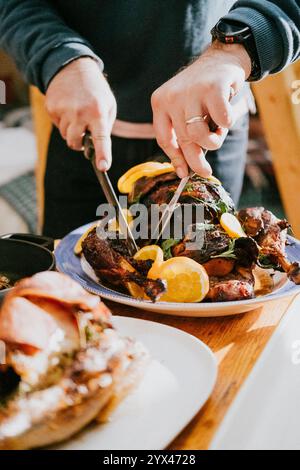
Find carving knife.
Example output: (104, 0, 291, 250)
(152, 167, 199, 245)
(153, 118, 219, 245)
(83, 132, 138, 256)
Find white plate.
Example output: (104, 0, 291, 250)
(210, 294, 300, 450)
(56, 316, 217, 450)
(55, 223, 300, 317)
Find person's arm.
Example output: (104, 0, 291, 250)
(152, 0, 299, 178)
(226, 0, 300, 79)
(0, 0, 102, 91)
(151, 42, 251, 178)
(0, 0, 116, 171)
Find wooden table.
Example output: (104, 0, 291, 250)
(107, 295, 297, 450)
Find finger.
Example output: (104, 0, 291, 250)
(89, 118, 112, 171)
(66, 123, 86, 151)
(179, 141, 212, 177)
(185, 107, 225, 150)
(153, 111, 188, 178)
(45, 101, 60, 128)
(172, 114, 212, 177)
(58, 116, 69, 140)
(50, 114, 60, 128)
(205, 85, 234, 129)
(186, 120, 223, 150)
(108, 103, 117, 124)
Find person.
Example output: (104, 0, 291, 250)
(0, 0, 299, 238)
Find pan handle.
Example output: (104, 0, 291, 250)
(1, 233, 54, 251)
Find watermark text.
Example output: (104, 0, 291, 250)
(292, 80, 300, 105)
(96, 199, 207, 251)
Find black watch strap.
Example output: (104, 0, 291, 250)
(211, 19, 261, 81)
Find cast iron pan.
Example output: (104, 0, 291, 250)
(0, 233, 55, 300)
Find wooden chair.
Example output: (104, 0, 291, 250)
(30, 61, 300, 235)
(30, 87, 52, 232)
(252, 62, 300, 236)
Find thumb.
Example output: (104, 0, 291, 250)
(89, 118, 112, 172)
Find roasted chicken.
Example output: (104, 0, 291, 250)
(237, 207, 300, 284)
(206, 267, 255, 302)
(82, 229, 166, 302)
(81, 166, 300, 303)
(131, 172, 234, 221)
(0, 272, 148, 450)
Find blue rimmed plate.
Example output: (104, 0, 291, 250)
(55, 222, 300, 317)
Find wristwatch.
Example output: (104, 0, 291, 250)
(211, 19, 261, 81)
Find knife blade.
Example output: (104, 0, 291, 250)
(83, 132, 138, 256)
(153, 115, 220, 245)
(152, 160, 209, 245)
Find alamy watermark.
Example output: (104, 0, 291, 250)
(96, 198, 207, 251)
(0, 80, 6, 104)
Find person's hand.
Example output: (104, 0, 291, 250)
(45, 57, 117, 171)
(151, 41, 251, 178)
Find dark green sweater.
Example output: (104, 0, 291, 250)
(0, 0, 299, 122)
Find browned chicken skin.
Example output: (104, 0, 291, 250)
(173, 224, 231, 264)
(82, 171, 300, 302)
(82, 229, 166, 302)
(140, 175, 234, 222)
(206, 267, 255, 302)
(238, 207, 300, 284)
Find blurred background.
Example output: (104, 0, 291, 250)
(0, 49, 298, 237)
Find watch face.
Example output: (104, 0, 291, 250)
(218, 20, 250, 38)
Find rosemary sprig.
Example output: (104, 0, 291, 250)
(211, 240, 237, 260)
(161, 239, 180, 260)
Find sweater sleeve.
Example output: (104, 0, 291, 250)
(0, 0, 103, 92)
(223, 0, 300, 79)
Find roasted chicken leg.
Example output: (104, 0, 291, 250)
(82, 229, 166, 302)
(238, 207, 300, 284)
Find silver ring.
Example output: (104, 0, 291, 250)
(186, 115, 208, 125)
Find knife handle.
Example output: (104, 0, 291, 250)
(83, 131, 94, 160)
(208, 119, 219, 133)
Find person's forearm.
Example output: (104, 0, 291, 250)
(151, 39, 251, 177)
(210, 41, 252, 80)
(0, 0, 103, 92)
(223, 0, 300, 79)
(45, 57, 117, 171)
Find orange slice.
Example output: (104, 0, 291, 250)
(108, 209, 134, 232)
(118, 258, 145, 300)
(220, 213, 246, 239)
(74, 223, 99, 256)
(153, 257, 209, 303)
(118, 162, 175, 194)
(134, 245, 164, 280)
(208, 175, 222, 185)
